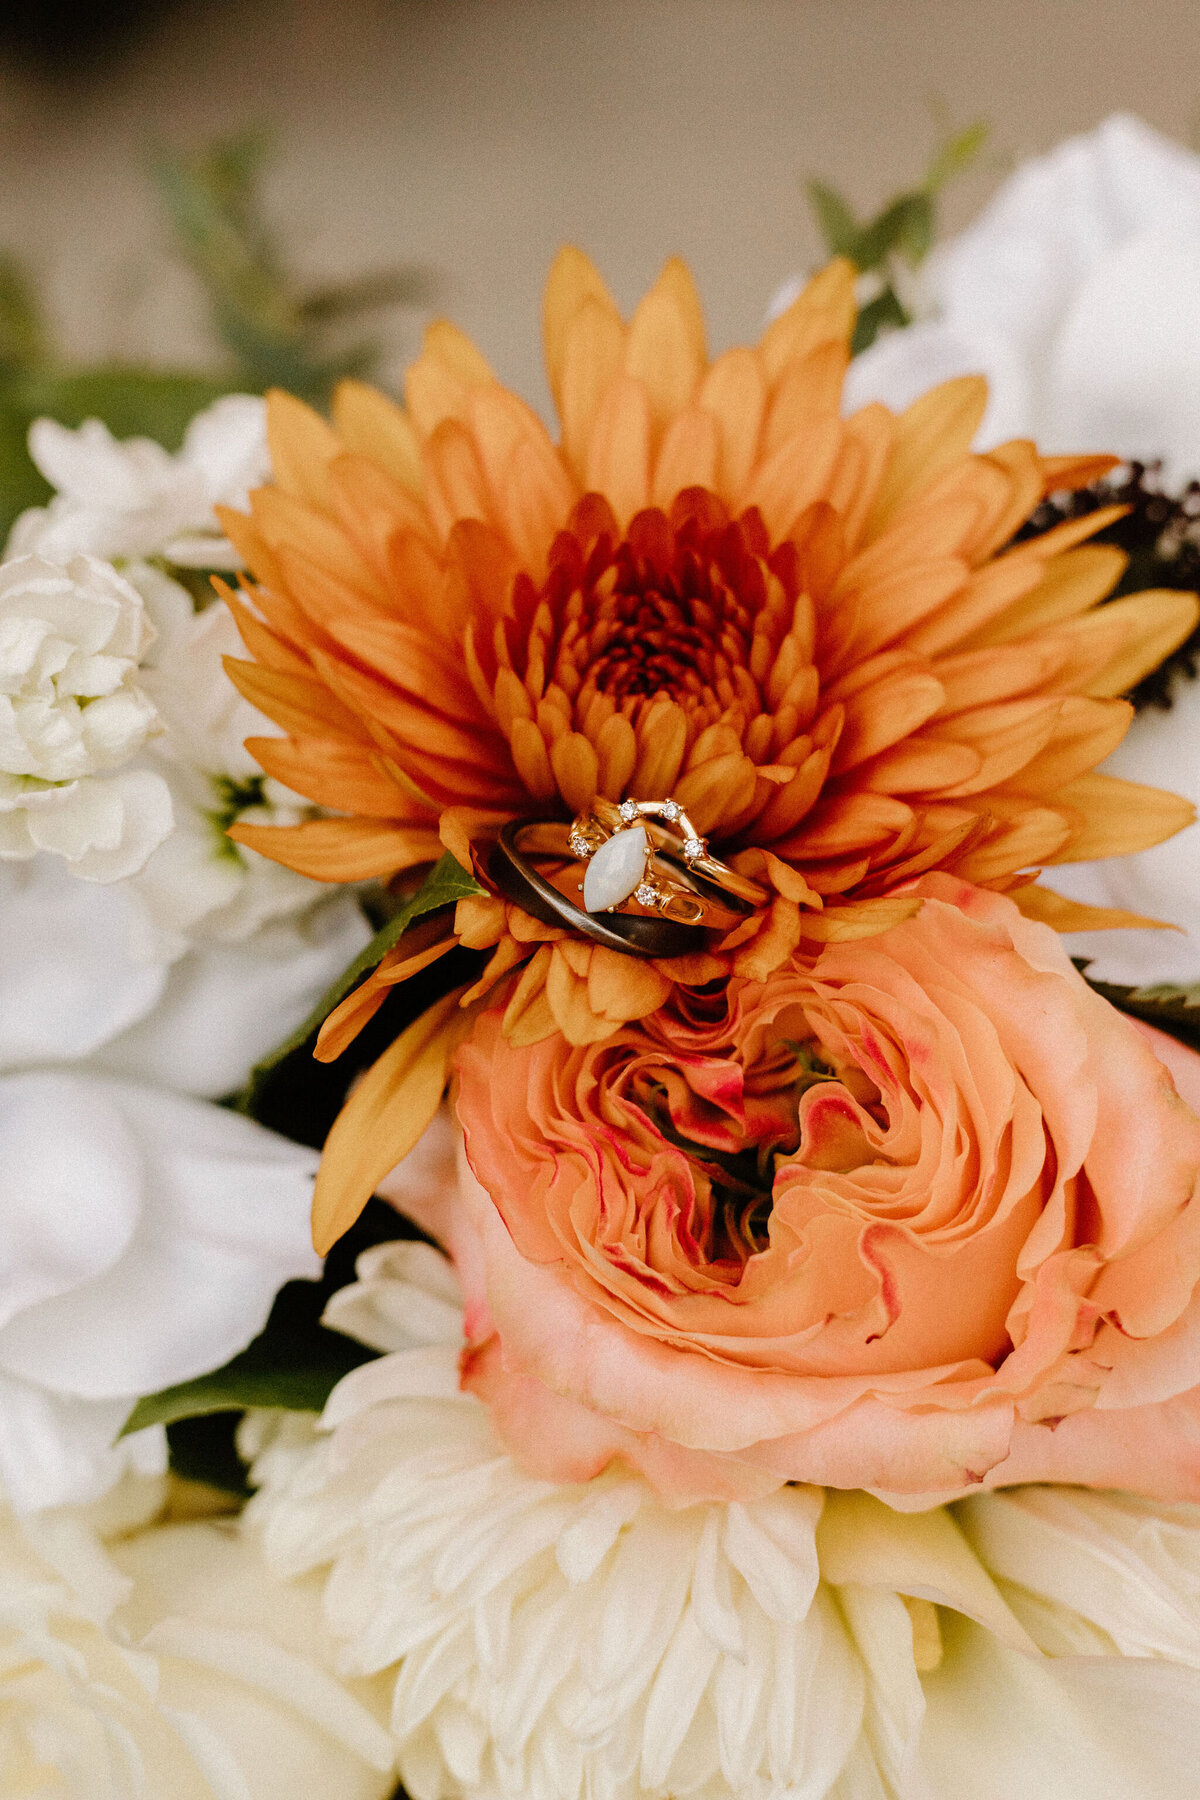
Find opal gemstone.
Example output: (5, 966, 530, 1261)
(583, 825, 647, 912)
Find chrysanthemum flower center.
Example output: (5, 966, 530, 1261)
(537, 490, 797, 735)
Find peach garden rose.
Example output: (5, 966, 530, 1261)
(395, 873, 1200, 1509)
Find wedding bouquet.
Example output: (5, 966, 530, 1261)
(9, 112, 1200, 1799)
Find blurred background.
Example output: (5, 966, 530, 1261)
(0, 0, 1196, 420)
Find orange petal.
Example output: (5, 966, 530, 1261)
(1075, 589, 1200, 698)
(228, 817, 439, 880)
(587, 945, 672, 1021)
(759, 258, 856, 383)
(761, 341, 850, 456)
(652, 407, 720, 506)
(697, 346, 766, 496)
(864, 377, 988, 538)
(332, 379, 424, 492)
(543, 246, 621, 411)
(559, 296, 626, 481)
(585, 374, 651, 528)
(1053, 774, 1196, 860)
(246, 735, 415, 819)
(405, 319, 496, 439)
(1003, 696, 1131, 793)
(1011, 883, 1177, 934)
(266, 390, 342, 510)
(966, 544, 1127, 648)
(311, 988, 475, 1253)
(624, 257, 707, 437)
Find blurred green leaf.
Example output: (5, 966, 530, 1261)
(122, 1323, 370, 1434)
(153, 129, 434, 405)
(165, 1413, 253, 1496)
(808, 124, 984, 280)
(1077, 968, 1200, 1056)
(0, 254, 45, 372)
(852, 194, 931, 273)
(804, 180, 862, 261)
(806, 116, 988, 359)
(298, 267, 439, 325)
(851, 288, 910, 356)
(926, 120, 990, 193)
(17, 366, 231, 448)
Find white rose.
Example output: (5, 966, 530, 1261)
(0, 1504, 394, 1799)
(0, 1069, 321, 1513)
(8, 394, 269, 570)
(844, 113, 1200, 485)
(0, 552, 172, 880)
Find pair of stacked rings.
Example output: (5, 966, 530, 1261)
(484, 797, 768, 959)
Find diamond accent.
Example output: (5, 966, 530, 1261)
(619, 799, 639, 824)
(661, 800, 681, 822)
(682, 836, 704, 863)
(634, 882, 658, 907)
(568, 829, 594, 859)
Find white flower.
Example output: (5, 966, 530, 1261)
(0, 1069, 322, 1513)
(0, 552, 172, 880)
(0, 1502, 395, 1798)
(8, 394, 270, 570)
(0, 853, 371, 1098)
(126, 580, 326, 960)
(844, 114, 1200, 486)
(246, 1242, 1200, 1800)
(918, 1487, 1200, 1797)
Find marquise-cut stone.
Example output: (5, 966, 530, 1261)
(583, 825, 647, 912)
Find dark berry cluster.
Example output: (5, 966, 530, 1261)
(1016, 464, 1200, 710)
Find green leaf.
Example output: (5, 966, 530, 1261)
(0, 402, 51, 539)
(165, 1413, 253, 1497)
(925, 120, 989, 193)
(297, 267, 440, 325)
(237, 853, 483, 1100)
(805, 180, 862, 260)
(852, 194, 931, 273)
(0, 253, 45, 371)
(851, 288, 910, 355)
(121, 1334, 366, 1434)
(1076, 967, 1200, 1055)
(152, 130, 434, 406)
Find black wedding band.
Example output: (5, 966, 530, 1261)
(485, 822, 706, 959)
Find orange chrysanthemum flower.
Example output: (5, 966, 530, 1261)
(223, 252, 1197, 1048)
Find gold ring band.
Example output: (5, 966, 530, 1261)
(580, 797, 769, 911)
(483, 822, 709, 960)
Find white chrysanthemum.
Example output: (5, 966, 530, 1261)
(0, 1500, 396, 1799)
(0, 552, 171, 880)
(249, 1243, 1098, 1800)
(8, 395, 269, 570)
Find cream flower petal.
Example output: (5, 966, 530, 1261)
(251, 1241, 1200, 1800)
(921, 1613, 1200, 1800)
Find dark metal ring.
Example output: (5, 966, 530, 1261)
(486, 821, 707, 959)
